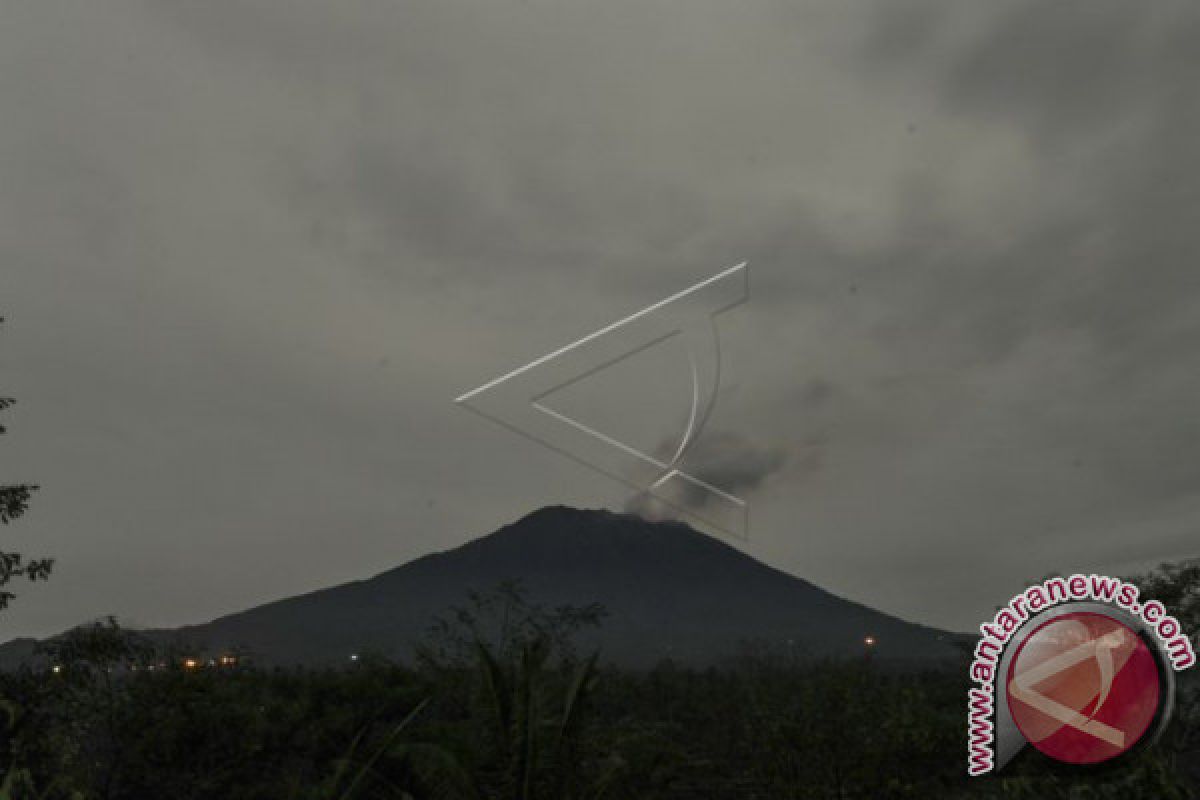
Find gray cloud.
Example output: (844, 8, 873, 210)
(625, 431, 790, 521)
(2, 0, 1199, 637)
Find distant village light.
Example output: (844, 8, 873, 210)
(864, 636, 876, 647)
(350, 653, 359, 662)
(51, 665, 61, 674)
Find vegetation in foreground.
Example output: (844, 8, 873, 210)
(0, 571, 1197, 800)
(3, 320, 1197, 797)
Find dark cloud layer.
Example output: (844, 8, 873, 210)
(2, 0, 1199, 637)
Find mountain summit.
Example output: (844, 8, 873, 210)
(2, 507, 961, 667)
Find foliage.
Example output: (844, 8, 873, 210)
(416, 580, 606, 671)
(0, 317, 52, 612)
(1131, 558, 1200, 639)
(0, 571, 1196, 799)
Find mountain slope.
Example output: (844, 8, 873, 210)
(2, 507, 962, 667)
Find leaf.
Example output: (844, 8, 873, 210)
(337, 698, 430, 800)
(474, 638, 512, 745)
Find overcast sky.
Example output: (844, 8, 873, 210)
(3, 0, 1199, 638)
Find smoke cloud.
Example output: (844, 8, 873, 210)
(625, 431, 788, 521)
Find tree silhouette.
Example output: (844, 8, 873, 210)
(1, 317, 52, 611)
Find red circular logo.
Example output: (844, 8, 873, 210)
(1006, 611, 1161, 765)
